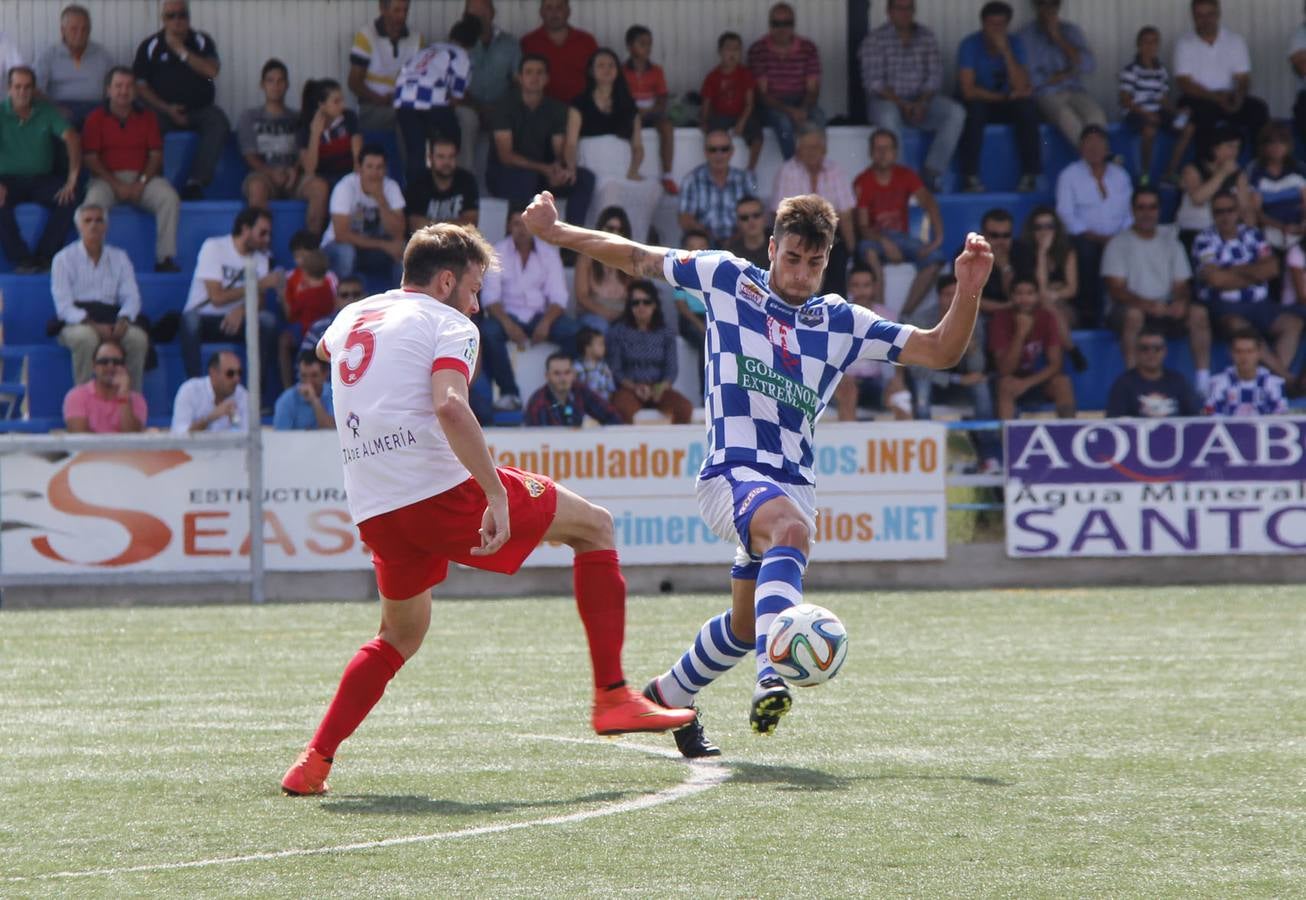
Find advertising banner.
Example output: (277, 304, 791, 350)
(1, 423, 947, 575)
(1005, 418, 1306, 558)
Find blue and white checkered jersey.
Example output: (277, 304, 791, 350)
(392, 42, 471, 111)
(1203, 365, 1287, 416)
(665, 249, 915, 485)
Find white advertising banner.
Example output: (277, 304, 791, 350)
(1005, 418, 1306, 558)
(1, 423, 947, 575)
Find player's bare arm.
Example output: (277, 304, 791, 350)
(430, 368, 511, 556)
(522, 190, 673, 282)
(897, 232, 993, 369)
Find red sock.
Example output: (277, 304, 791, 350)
(573, 549, 626, 689)
(309, 637, 405, 758)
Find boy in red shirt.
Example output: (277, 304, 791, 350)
(623, 25, 676, 194)
(987, 278, 1076, 419)
(700, 31, 762, 173)
(281, 229, 338, 388)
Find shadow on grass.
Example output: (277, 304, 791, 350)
(320, 789, 636, 816)
(728, 762, 1011, 791)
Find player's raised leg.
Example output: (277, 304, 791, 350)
(644, 570, 757, 757)
(282, 588, 432, 795)
(746, 494, 813, 735)
(542, 485, 697, 735)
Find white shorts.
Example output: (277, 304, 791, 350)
(695, 465, 817, 569)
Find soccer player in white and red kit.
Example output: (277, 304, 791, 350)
(281, 224, 693, 796)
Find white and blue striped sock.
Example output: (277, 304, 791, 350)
(654, 609, 752, 708)
(754, 545, 807, 681)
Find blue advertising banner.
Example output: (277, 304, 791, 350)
(1005, 418, 1306, 557)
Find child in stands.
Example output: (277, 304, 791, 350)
(281, 229, 338, 388)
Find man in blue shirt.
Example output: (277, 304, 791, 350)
(1017, 0, 1106, 148)
(956, 1, 1041, 193)
(273, 350, 335, 430)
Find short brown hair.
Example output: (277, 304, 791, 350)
(772, 194, 837, 252)
(402, 223, 497, 286)
(300, 248, 329, 279)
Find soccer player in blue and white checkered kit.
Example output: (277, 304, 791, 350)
(523, 190, 994, 754)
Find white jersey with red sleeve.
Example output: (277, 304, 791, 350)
(319, 288, 481, 524)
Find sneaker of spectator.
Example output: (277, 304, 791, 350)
(519, 0, 598, 104)
(132, 0, 230, 198)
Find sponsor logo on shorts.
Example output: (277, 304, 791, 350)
(523, 476, 546, 498)
(737, 485, 768, 517)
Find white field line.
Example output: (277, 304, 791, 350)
(5, 736, 726, 884)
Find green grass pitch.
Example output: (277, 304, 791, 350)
(1, 586, 1303, 897)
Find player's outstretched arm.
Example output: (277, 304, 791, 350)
(897, 232, 993, 369)
(522, 190, 673, 283)
(431, 369, 511, 556)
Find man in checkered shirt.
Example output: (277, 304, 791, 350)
(1204, 328, 1288, 416)
(392, 16, 476, 191)
(523, 189, 993, 754)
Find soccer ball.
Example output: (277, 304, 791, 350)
(765, 604, 849, 687)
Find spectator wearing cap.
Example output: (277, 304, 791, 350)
(1175, 0, 1269, 160)
(748, 2, 825, 160)
(1055, 123, 1133, 327)
(1016, 0, 1107, 149)
(62, 338, 147, 433)
(858, 0, 963, 193)
(956, 1, 1041, 194)
(33, 4, 114, 127)
(131, 0, 230, 200)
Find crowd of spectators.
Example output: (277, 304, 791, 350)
(0, 0, 1304, 435)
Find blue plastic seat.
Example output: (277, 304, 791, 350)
(0, 274, 57, 344)
(949, 124, 1076, 193)
(1, 344, 72, 421)
(163, 132, 249, 200)
(929, 192, 1053, 256)
(136, 272, 191, 322)
(0, 205, 73, 272)
(1065, 328, 1124, 411)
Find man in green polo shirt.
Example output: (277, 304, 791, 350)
(0, 66, 81, 273)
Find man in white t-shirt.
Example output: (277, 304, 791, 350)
(279, 222, 695, 798)
(170, 349, 249, 433)
(1174, 0, 1269, 159)
(181, 206, 283, 378)
(1103, 186, 1211, 391)
(322, 143, 406, 283)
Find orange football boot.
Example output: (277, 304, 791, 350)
(281, 747, 332, 796)
(592, 685, 697, 735)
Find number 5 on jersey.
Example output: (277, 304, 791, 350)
(340, 310, 386, 386)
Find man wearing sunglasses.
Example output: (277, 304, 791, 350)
(170, 349, 248, 434)
(62, 339, 147, 433)
(1105, 328, 1199, 419)
(746, 2, 824, 160)
(523, 188, 992, 752)
(131, 0, 229, 200)
(678, 130, 758, 246)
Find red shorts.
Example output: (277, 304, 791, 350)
(357, 466, 558, 599)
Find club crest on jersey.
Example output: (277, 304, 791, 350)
(739, 280, 767, 306)
(346, 412, 361, 438)
(798, 306, 825, 326)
